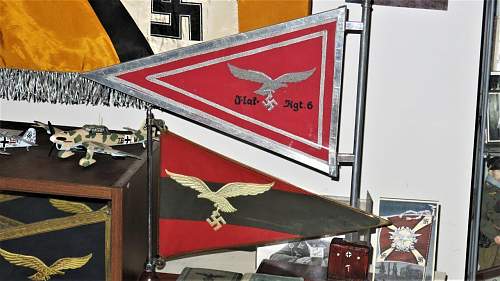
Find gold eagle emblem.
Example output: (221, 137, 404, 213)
(0, 248, 92, 281)
(166, 169, 274, 213)
(49, 199, 93, 214)
(166, 169, 274, 230)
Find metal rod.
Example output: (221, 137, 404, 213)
(466, 0, 496, 279)
(350, 0, 372, 211)
(145, 106, 155, 272)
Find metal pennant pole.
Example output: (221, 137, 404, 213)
(139, 105, 159, 281)
(348, 0, 373, 241)
(146, 106, 154, 271)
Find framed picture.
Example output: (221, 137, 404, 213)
(372, 198, 440, 281)
(256, 236, 336, 268)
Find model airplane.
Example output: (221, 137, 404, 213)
(0, 128, 37, 155)
(34, 119, 166, 167)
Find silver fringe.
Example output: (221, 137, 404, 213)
(0, 68, 146, 109)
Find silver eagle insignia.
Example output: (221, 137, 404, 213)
(166, 169, 274, 231)
(227, 64, 316, 111)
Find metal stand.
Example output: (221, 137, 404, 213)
(139, 106, 160, 281)
(347, 0, 373, 242)
(137, 0, 374, 271)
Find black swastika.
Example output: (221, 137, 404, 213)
(151, 0, 203, 41)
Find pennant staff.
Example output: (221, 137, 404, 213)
(139, 106, 160, 280)
(350, 0, 373, 239)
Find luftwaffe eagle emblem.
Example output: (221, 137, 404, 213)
(0, 248, 92, 281)
(228, 64, 316, 111)
(166, 169, 274, 230)
(49, 199, 93, 214)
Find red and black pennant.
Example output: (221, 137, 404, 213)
(158, 132, 389, 258)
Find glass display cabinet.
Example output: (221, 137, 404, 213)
(469, 1, 500, 280)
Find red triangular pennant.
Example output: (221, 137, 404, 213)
(86, 8, 347, 177)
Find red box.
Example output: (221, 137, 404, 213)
(328, 238, 371, 281)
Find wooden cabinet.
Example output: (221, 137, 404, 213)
(0, 121, 158, 281)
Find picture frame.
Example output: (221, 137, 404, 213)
(372, 198, 440, 281)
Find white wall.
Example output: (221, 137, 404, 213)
(313, 0, 481, 280)
(0, 0, 483, 279)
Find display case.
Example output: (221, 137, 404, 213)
(468, 1, 500, 280)
(0, 121, 159, 281)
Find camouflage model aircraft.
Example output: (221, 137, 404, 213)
(0, 128, 37, 155)
(34, 119, 166, 167)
